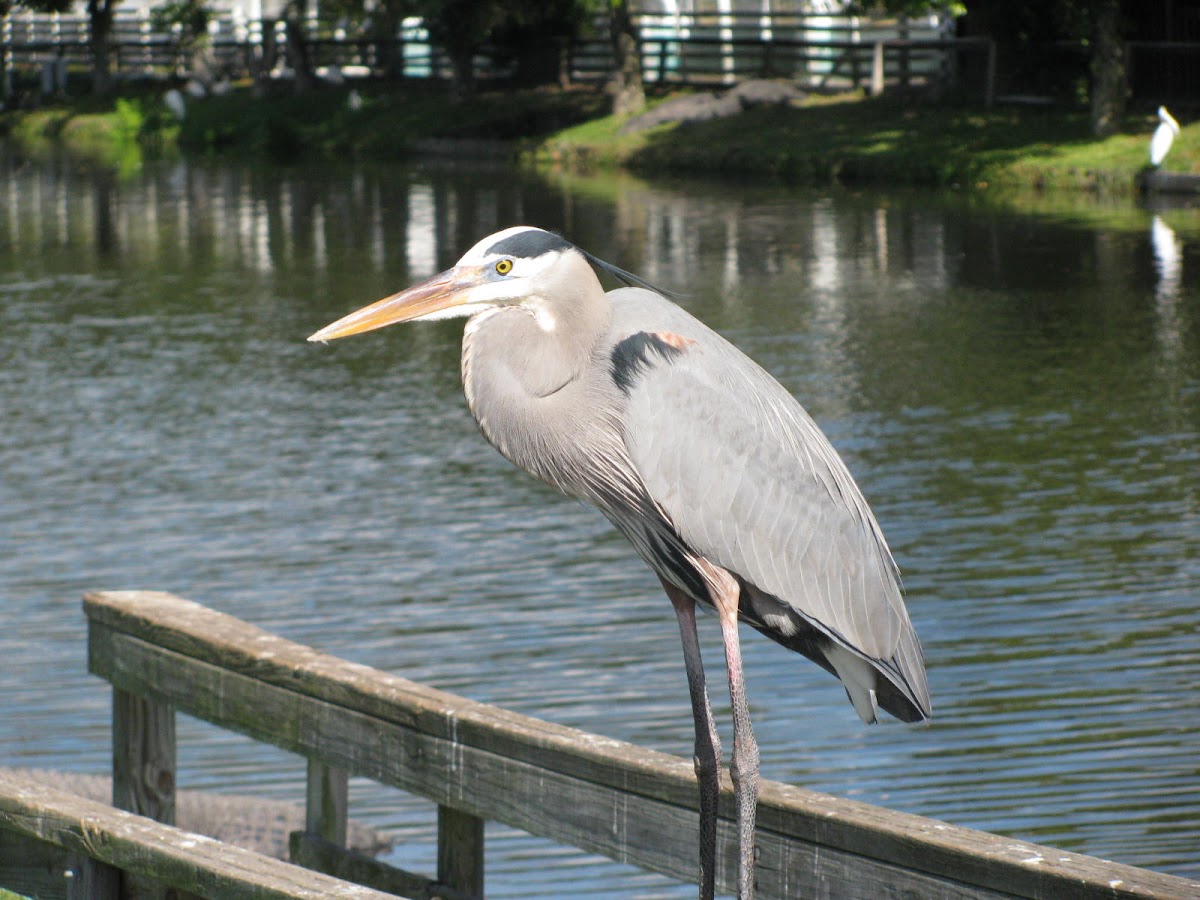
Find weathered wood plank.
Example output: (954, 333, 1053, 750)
(65, 851, 120, 900)
(290, 832, 478, 900)
(90, 624, 1014, 899)
(112, 688, 176, 825)
(0, 829, 71, 899)
(0, 773, 400, 900)
(437, 806, 484, 897)
(305, 759, 348, 847)
(85, 590, 685, 806)
(82, 592, 1200, 900)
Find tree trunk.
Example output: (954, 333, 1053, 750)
(370, 13, 404, 80)
(1090, 0, 1126, 137)
(448, 44, 476, 102)
(608, 0, 644, 116)
(87, 0, 114, 96)
(284, 0, 315, 94)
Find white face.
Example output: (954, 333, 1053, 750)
(412, 226, 570, 325)
(457, 226, 567, 279)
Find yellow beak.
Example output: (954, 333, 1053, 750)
(308, 266, 484, 342)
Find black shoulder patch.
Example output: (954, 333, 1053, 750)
(610, 331, 690, 395)
(487, 229, 574, 260)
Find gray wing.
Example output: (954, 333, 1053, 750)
(607, 289, 930, 720)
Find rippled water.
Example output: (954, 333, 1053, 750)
(2, 150, 1198, 897)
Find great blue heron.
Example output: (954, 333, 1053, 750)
(309, 226, 931, 899)
(1151, 106, 1181, 168)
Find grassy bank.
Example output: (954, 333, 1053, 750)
(534, 92, 1197, 192)
(0, 82, 605, 167)
(2, 82, 1192, 193)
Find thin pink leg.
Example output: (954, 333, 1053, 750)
(704, 564, 758, 900)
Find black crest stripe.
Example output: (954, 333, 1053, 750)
(486, 229, 575, 259)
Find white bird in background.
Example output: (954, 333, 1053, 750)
(1150, 106, 1181, 168)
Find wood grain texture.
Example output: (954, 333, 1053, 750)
(0, 773, 400, 900)
(437, 806, 484, 897)
(112, 689, 176, 825)
(84, 590, 1200, 900)
(65, 852, 120, 900)
(291, 832, 479, 900)
(304, 760, 348, 847)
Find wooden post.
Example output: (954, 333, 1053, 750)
(871, 40, 884, 95)
(305, 758, 349, 847)
(437, 805, 484, 897)
(65, 853, 121, 900)
(112, 688, 176, 825)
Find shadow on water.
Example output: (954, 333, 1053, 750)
(1, 145, 1198, 896)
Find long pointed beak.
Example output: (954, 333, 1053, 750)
(308, 266, 482, 342)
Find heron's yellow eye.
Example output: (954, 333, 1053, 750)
(495, 259, 513, 275)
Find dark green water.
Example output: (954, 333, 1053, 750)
(2, 151, 1197, 897)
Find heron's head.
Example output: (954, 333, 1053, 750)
(308, 226, 601, 342)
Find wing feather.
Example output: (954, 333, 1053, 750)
(607, 289, 930, 720)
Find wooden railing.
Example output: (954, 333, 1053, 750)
(1, 590, 1172, 899)
(0, 9, 987, 99)
(0, 773, 396, 899)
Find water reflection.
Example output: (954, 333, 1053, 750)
(2, 148, 1198, 896)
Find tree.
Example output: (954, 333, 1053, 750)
(0, 0, 69, 19)
(151, 0, 215, 81)
(957, 0, 1130, 135)
(86, 0, 118, 94)
(415, 0, 505, 101)
(1088, 0, 1126, 136)
(282, 0, 317, 94)
(607, 0, 643, 115)
(403, 0, 593, 101)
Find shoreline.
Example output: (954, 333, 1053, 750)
(2, 83, 1195, 195)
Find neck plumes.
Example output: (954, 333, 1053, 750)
(463, 252, 610, 400)
(460, 254, 611, 479)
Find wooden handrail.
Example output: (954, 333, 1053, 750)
(0, 772, 396, 899)
(79, 590, 1198, 899)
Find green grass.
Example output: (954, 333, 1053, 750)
(3, 83, 1192, 194)
(533, 92, 1194, 192)
(1, 82, 605, 167)
(2, 90, 176, 175)
(173, 82, 606, 160)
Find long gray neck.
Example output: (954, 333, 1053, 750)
(462, 254, 610, 400)
(460, 256, 613, 487)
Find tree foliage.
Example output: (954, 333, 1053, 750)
(963, 0, 1128, 134)
(0, 0, 71, 20)
(849, 1, 966, 17)
(412, 0, 593, 99)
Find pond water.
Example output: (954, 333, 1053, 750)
(2, 149, 1198, 897)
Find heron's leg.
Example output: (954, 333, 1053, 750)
(702, 563, 758, 900)
(662, 578, 721, 900)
